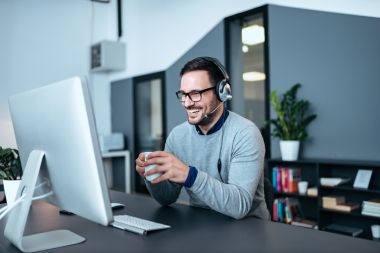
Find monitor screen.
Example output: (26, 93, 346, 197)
(6, 76, 113, 251)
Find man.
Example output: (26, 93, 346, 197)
(135, 57, 269, 220)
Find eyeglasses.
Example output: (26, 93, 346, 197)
(175, 87, 214, 102)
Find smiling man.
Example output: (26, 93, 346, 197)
(135, 57, 269, 220)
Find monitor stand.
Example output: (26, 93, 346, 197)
(4, 150, 85, 252)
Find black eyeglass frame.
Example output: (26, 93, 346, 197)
(175, 87, 214, 102)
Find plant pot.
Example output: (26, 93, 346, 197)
(3, 179, 21, 205)
(280, 140, 300, 161)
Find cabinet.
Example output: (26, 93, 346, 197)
(102, 150, 131, 193)
(267, 158, 380, 241)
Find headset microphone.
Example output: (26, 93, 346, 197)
(203, 102, 224, 119)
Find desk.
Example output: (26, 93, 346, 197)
(0, 191, 379, 253)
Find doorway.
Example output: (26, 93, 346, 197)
(226, 9, 270, 157)
(133, 72, 166, 193)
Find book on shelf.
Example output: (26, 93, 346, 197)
(322, 195, 346, 206)
(307, 187, 318, 197)
(320, 177, 351, 187)
(363, 198, 380, 207)
(362, 199, 380, 217)
(273, 197, 303, 224)
(291, 218, 318, 229)
(273, 199, 278, 221)
(288, 168, 301, 193)
(323, 202, 360, 212)
(273, 198, 284, 222)
(361, 210, 380, 218)
(333, 203, 360, 212)
(324, 223, 363, 237)
(362, 203, 380, 212)
(353, 169, 372, 189)
(272, 167, 301, 193)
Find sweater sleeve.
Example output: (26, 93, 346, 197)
(187, 126, 265, 219)
(145, 131, 183, 205)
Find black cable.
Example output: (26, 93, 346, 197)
(89, 0, 122, 40)
(117, 0, 122, 38)
(90, 0, 110, 3)
(217, 106, 227, 182)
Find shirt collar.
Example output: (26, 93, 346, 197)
(195, 109, 229, 135)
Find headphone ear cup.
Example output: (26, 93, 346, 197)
(215, 80, 223, 102)
(217, 80, 232, 102)
(224, 83, 232, 100)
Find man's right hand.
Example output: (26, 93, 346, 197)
(135, 152, 146, 177)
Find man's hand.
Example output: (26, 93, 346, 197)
(138, 151, 189, 184)
(135, 152, 147, 177)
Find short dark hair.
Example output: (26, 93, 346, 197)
(180, 57, 225, 86)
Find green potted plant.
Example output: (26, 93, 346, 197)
(0, 147, 22, 204)
(267, 83, 317, 160)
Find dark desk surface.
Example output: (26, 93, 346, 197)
(0, 191, 379, 253)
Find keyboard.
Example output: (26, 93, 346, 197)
(111, 214, 170, 235)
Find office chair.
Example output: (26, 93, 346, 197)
(264, 177, 274, 220)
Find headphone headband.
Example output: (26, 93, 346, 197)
(199, 57, 230, 82)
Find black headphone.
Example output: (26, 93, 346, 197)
(200, 57, 232, 102)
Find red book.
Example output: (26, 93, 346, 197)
(283, 169, 289, 193)
(277, 168, 282, 192)
(288, 169, 301, 193)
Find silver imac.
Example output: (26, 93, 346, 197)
(6, 76, 113, 252)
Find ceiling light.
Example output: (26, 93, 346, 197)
(243, 71, 266, 82)
(242, 45, 249, 53)
(242, 25, 265, 46)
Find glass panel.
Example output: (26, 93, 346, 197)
(134, 76, 165, 193)
(241, 15, 266, 130)
(135, 78, 164, 152)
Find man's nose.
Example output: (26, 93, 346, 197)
(183, 95, 194, 107)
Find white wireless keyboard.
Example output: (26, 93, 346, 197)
(111, 214, 170, 235)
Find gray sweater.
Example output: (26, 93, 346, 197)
(146, 111, 269, 220)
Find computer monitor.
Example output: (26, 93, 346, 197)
(6, 76, 113, 252)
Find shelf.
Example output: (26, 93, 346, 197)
(320, 208, 380, 221)
(102, 150, 131, 193)
(320, 185, 380, 194)
(277, 219, 319, 229)
(267, 158, 380, 242)
(274, 192, 318, 199)
(270, 158, 380, 167)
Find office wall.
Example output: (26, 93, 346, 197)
(111, 78, 135, 190)
(111, 0, 380, 81)
(267, 5, 380, 160)
(2, 0, 380, 151)
(109, 0, 380, 146)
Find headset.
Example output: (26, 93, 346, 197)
(199, 57, 232, 102)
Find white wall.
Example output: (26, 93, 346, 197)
(112, 0, 380, 80)
(1, 0, 380, 149)
(0, 0, 117, 148)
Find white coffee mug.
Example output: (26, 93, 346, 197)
(371, 225, 380, 239)
(144, 152, 162, 181)
(298, 181, 308, 195)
